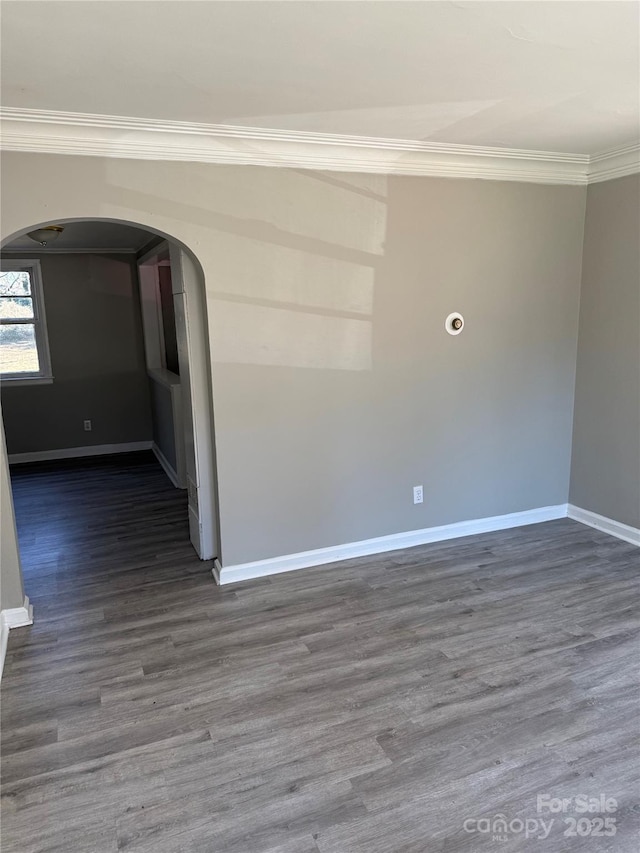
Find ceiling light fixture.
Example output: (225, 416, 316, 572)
(26, 225, 64, 246)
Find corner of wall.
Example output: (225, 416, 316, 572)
(567, 182, 590, 504)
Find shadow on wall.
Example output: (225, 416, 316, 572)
(103, 166, 389, 372)
(1, 152, 588, 566)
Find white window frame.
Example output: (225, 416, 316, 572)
(0, 258, 53, 385)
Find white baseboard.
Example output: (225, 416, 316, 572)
(213, 504, 568, 585)
(0, 596, 34, 680)
(151, 443, 185, 489)
(2, 596, 34, 629)
(8, 441, 152, 464)
(568, 504, 640, 547)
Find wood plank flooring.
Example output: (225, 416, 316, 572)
(1, 451, 639, 852)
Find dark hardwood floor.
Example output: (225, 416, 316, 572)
(1, 451, 638, 852)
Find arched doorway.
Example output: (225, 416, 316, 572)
(0, 218, 220, 614)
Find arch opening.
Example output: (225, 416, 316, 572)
(0, 217, 221, 617)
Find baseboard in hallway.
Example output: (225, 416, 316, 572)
(8, 441, 153, 465)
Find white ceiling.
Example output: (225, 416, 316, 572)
(1, 1, 639, 155)
(4, 222, 155, 253)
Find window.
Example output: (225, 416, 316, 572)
(0, 259, 52, 383)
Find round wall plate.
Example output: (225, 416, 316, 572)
(445, 312, 464, 335)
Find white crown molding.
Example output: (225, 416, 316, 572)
(2, 108, 637, 185)
(213, 504, 568, 585)
(587, 143, 640, 184)
(0, 107, 593, 185)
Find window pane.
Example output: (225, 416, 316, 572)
(0, 271, 31, 296)
(0, 323, 40, 374)
(0, 296, 34, 319)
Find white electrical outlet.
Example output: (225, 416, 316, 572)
(413, 485, 424, 504)
(83, 419, 92, 431)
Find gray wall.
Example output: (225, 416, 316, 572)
(1, 154, 587, 567)
(210, 175, 586, 564)
(570, 174, 640, 527)
(1, 413, 25, 609)
(1, 253, 152, 455)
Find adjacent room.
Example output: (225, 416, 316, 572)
(0, 2, 638, 852)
